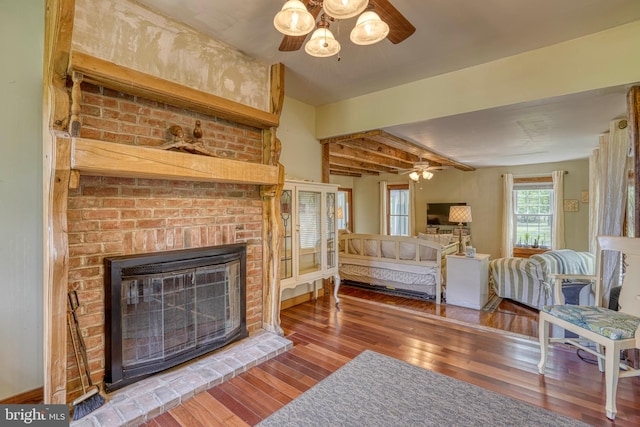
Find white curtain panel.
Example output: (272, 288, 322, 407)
(379, 180, 388, 235)
(501, 173, 514, 257)
(589, 149, 601, 254)
(409, 181, 416, 236)
(552, 170, 565, 249)
(596, 119, 629, 296)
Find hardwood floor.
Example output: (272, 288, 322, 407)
(144, 287, 640, 426)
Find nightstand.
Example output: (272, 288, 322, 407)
(446, 253, 490, 309)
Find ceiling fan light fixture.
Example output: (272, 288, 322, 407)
(322, 0, 369, 19)
(305, 27, 341, 57)
(274, 0, 316, 36)
(422, 170, 434, 180)
(409, 171, 420, 182)
(350, 10, 389, 45)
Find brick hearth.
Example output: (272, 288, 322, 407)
(70, 332, 292, 426)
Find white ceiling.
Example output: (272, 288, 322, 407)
(134, 0, 640, 168)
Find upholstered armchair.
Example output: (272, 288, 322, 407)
(489, 249, 595, 309)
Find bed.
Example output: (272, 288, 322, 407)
(337, 233, 458, 304)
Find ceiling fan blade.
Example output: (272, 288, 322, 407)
(370, 0, 416, 44)
(278, 0, 322, 52)
(279, 35, 309, 52)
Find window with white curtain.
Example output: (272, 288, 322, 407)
(513, 181, 553, 248)
(337, 189, 352, 231)
(387, 184, 409, 236)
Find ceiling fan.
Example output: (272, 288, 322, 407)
(402, 161, 450, 181)
(275, 0, 415, 55)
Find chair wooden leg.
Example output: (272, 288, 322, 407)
(596, 344, 605, 372)
(604, 343, 620, 420)
(537, 315, 549, 374)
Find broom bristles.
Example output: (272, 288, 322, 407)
(72, 387, 106, 420)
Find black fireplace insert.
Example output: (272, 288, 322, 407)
(104, 244, 248, 391)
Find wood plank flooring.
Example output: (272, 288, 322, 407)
(144, 287, 640, 426)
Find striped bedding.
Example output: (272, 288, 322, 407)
(489, 250, 595, 309)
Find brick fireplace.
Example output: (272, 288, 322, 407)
(63, 82, 272, 402)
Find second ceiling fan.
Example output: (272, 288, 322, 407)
(274, 0, 415, 56)
(402, 161, 450, 181)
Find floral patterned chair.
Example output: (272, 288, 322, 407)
(538, 236, 640, 420)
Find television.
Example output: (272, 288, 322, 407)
(426, 202, 466, 226)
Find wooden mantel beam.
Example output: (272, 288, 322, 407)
(68, 51, 279, 130)
(71, 138, 280, 185)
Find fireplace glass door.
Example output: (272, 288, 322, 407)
(105, 244, 247, 391)
(121, 261, 241, 367)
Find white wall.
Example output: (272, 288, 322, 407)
(316, 20, 640, 138)
(279, 96, 322, 182)
(0, 0, 44, 399)
(340, 159, 590, 259)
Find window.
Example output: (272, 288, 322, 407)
(387, 184, 409, 236)
(337, 189, 353, 232)
(513, 181, 553, 248)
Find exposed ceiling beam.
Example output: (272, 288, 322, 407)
(321, 129, 475, 171)
(330, 144, 413, 171)
(329, 156, 399, 174)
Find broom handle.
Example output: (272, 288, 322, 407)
(68, 290, 95, 387)
(67, 311, 88, 394)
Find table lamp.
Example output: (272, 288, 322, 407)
(449, 205, 472, 255)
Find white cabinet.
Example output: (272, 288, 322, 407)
(445, 254, 490, 309)
(280, 180, 339, 301)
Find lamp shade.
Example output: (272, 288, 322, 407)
(273, 0, 316, 36)
(322, 0, 369, 19)
(305, 27, 341, 57)
(409, 171, 419, 181)
(449, 205, 472, 224)
(350, 10, 389, 45)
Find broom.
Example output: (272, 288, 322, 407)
(68, 290, 105, 420)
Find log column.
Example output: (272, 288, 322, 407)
(628, 86, 640, 236)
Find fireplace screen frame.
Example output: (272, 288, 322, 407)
(104, 243, 248, 391)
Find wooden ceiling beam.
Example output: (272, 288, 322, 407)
(334, 138, 422, 164)
(329, 156, 398, 174)
(321, 129, 475, 171)
(329, 144, 413, 170)
(330, 164, 380, 176)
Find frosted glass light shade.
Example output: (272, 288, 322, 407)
(274, 0, 316, 36)
(409, 172, 419, 181)
(305, 28, 341, 57)
(323, 0, 369, 19)
(350, 11, 389, 45)
(422, 170, 434, 180)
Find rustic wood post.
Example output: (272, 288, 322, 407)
(43, 0, 75, 404)
(262, 63, 286, 334)
(628, 86, 640, 237)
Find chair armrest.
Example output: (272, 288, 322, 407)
(548, 274, 596, 281)
(548, 274, 596, 305)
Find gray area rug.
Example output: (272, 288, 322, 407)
(258, 350, 591, 427)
